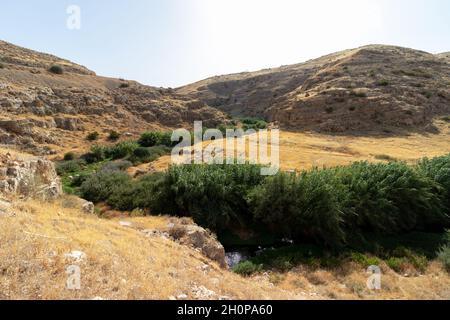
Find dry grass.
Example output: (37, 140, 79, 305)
(0, 197, 304, 300)
(137, 121, 450, 173)
(267, 261, 450, 300)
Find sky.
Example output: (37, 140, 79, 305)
(0, 0, 449, 87)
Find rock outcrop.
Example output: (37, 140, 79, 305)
(168, 219, 228, 268)
(0, 152, 62, 200)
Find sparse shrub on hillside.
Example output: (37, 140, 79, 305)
(0, 63, 4, 69)
(374, 154, 397, 162)
(442, 116, 450, 123)
(108, 131, 121, 141)
(325, 106, 334, 114)
(49, 65, 64, 74)
(119, 83, 130, 88)
(377, 79, 390, 86)
(63, 152, 76, 161)
(86, 131, 100, 141)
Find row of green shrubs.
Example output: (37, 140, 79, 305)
(78, 154, 450, 249)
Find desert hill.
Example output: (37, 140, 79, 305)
(178, 45, 450, 133)
(0, 40, 228, 155)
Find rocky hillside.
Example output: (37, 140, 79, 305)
(0, 40, 228, 155)
(178, 45, 450, 133)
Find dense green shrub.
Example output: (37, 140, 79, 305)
(338, 161, 447, 234)
(151, 164, 265, 231)
(240, 118, 268, 131)
(232, 261, 263, 276)
(417, 154, 450, 212)
(80, 171, 131, 203)
(49, 65, 63, 74)
(83, 145, 108, 163)
(107, 173, 164, 211)
(138, 131, 174, 147)
(248, 170, 347, 247)
(106, 141, 139, 160)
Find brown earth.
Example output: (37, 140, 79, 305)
(178, 45, 450, 133)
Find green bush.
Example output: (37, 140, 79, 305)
(417, 154, 450, 213)
(63, 152, 76, 161)
(241, 118, 268, 131)
(108, 131, 121, 141)
(56, 160, 84, 175)
(232, 261, 263, 276)
(84, 145, 108, 163)
(129, 145, 171, 164)
(106, 141, 139, 160)
(151, 164, 265, 231)
(80, 171, 131, 203)
(338, 161, 447, 234)
(86, 131, 100, 141)
(248, 170, 347, 247)
(138, 131, 174, 148)
(49, 65, 63, 74)
(107, 173, 164, 211)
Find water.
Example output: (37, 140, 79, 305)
(225, 251, 249, 268)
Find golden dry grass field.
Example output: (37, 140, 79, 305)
(1, 197, 449, 300)
(129, 120, 450, 175)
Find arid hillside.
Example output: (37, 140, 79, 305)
(178, 45, 450, 133)
(0, 40, 228, 156)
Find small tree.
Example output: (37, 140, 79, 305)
(49, 65, 64, 74)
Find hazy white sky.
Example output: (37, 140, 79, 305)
(1, 0, 449, 87)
